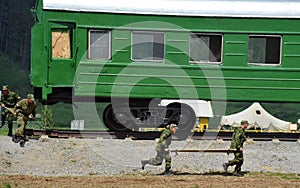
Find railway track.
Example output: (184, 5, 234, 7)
(25, 129, 300, 141)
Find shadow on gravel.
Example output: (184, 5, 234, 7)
(156, 171, 248, 177)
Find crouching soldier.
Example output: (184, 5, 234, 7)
(223, 120, 248, 176)
(0, 85, 21, 136)
(12, 94, 37, 147)
(141, 124, 177, 175)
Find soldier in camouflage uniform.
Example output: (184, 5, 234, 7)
(0, 85, 21, 136)
(12, 94, 36, 147)
(141, 124, 177, 175)
(223, 120, 248, 176)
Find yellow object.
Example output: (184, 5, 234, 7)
(199, 117, 209, 131)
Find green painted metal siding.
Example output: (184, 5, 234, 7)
(223, 34, 248, 66)
(112, 30, 131, 63)
(282, 35, 300, 68)
(165, 32, 189, 65)
(31, 5, 300, 102)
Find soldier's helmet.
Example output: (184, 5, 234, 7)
(169, 124, 178, 129)
(27, 94, 35, 101)
(2, 85, 8, 91)
(241, 120, 249, 125)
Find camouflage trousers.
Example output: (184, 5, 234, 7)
(15, 114, 28, 138)
(1, 109, 14, 134)
(228, 151, 244, 172)
(148, 150, 172, 170)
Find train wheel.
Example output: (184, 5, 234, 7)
(103, 104, 131, 132)
(167, 103, 196, 139)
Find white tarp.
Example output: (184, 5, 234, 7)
(220, 102, 291, 131)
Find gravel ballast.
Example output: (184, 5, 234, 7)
(0, 135, 299, 176)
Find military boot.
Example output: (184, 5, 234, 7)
(141, 160, 149, 170)
(232, 171, 243, 177)
(223, 163, 229, 172)
(19, 140, 26, 147)
(164, 168, 171, 176)
(12, 135, 22, 143)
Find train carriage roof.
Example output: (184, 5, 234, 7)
(43, 0, 300, 18)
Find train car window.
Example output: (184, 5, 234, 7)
(52, 28, 72, 59)
(248, 35, 281, 65)
(88, 30, 111, 60)
(189, 33, 222, 64)
(131, 31, 164, 62)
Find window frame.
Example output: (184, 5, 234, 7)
(131, 31, 165, 62)
(88, 29, 112, 60)
(189, 33, 223, 65)
(248, 34, 282, 66)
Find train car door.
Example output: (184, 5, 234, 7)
(48, 22, 76, 86)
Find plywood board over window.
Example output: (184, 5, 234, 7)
(52, 29, 71, 59)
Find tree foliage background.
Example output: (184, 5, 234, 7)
(0, 0, 35, 95)
(0, 0, 300, 127)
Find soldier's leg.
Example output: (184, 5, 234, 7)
(164, 152, 172, 175)
(233, 153, 244, 173)
(13, 116, 26, 143)
(1, 109, 7, 128)
(7, 113, 14, 136)
(228, 152, 241, 166)
(148, 152, 164, 166)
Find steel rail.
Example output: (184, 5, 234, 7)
(25, 129, 300, 141)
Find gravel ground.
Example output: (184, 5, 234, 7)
(0, 135, 299, 176)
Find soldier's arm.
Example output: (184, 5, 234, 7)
(0, 97, 3, 107)
(240, 132, 247, 146)
(235, 130, 244, 149)
(158, 131, 170, 148)
(13, 101, 23, 115)
(13, 93, 21, 101)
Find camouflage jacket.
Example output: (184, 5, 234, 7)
(1, 91, 20, 108)
(230, 126, 246, 150)
(14, 99, 37, 118)
(156, 128, 172, 152)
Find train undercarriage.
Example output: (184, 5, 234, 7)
(103, 102, 196, 136)
(34, 87, 207, 138)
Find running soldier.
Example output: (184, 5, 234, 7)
(223, 120, 248, 176)
(0, 85, 21, 136)
(12, 94, 37, 147)
(141, 124, 177, 175)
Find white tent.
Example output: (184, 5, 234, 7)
(220, 102, 291, 131)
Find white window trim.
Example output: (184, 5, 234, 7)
(189, 33, 223, 65)
(88, 29, 112, 60)
(131, 31, 165, 62)
(248, 34, 282, 66)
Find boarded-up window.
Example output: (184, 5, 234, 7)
(52, 29, 71, 59)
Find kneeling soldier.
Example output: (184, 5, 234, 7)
(13, 94, 37, 147)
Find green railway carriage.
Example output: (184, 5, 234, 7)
(31, 0, 300, 134)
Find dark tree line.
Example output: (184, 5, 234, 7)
(0, 0, 36, 70)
